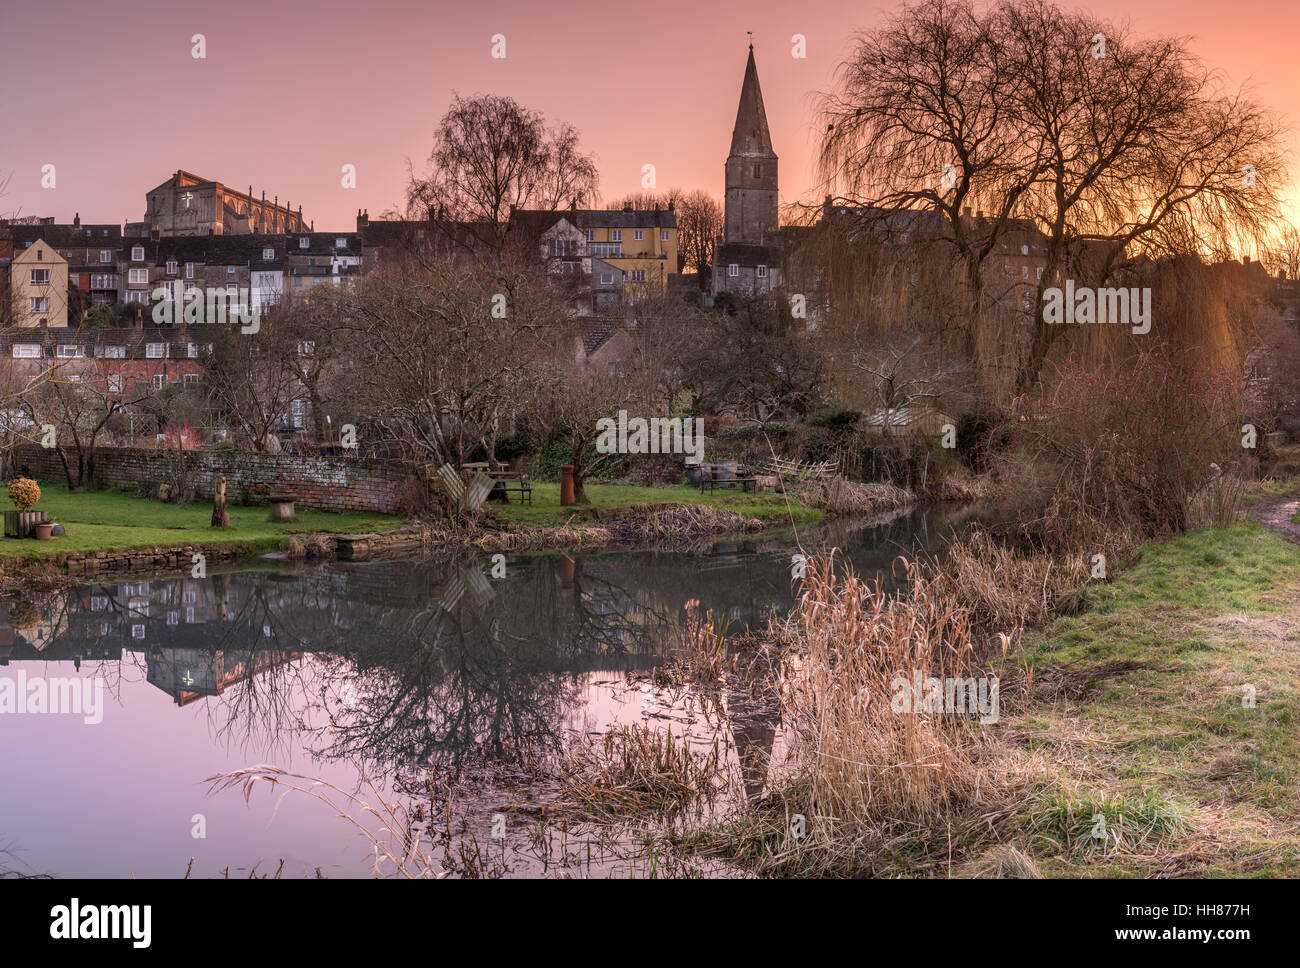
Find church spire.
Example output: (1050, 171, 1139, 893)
(729, 42, 775, 158)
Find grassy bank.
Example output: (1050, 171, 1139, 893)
(0, 483, 399, 564)
(1006, 517, 1300, 876)
(493, 481, 821, 528)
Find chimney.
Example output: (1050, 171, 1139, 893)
(73, 212, 80, 227)
(962, 207, 971, 218)
(356, 209, 369, 232)
(151, 227, 160, 241)
(1243, 254, 1250, 265)
(976, 211, 984, 219)
(623, 202, 633, 213)
(668, 200, 674, 213)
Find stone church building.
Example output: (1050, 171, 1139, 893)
(712, 43, 781, 299)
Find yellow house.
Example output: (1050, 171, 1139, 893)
(575, 206, 678, 298)
(10, 239, 68, 328)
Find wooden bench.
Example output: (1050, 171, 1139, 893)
(697, 462, 758, 493)
(488, 470, 532, 505)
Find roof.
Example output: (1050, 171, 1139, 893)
(729, 46, 776, 159)
(8, 223, 122, 248)
(512, 208, 677, 231)
(716, 242, 778, 268)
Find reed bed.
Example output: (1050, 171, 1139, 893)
(727, 554, 1027, 875)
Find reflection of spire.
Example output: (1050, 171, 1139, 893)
(725, 689, 778, 801)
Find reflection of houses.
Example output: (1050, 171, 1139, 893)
(147, 646, 301, 706)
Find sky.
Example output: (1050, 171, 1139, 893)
(1, 0, 1296, 243)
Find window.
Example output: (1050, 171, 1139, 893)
(612, 230, 622, 242)
(12, 344, 41, 359)
(107, 374, 123, 392)
(297, 341, 315, 356)
(104, 345, 126, 359)
(186, 607, 195, 623)
(187, 343, 199, 358)
(166, 260, 177, 275)
(29, 297, 50, 312)
(1021, 244, 1029, 256)
(124, 290, 149, 304)
(262, 247, 275, 260)
(90, 274, 116, 289)
(299, 236, 310, 248)
(99, 250, 113, 263)
(167, 611, 178, 626)
(128, 268, 149, 284)
(152, 374, 166, 390)
(30, 269, 50, 285)
(757, 265, 768, 278)
(630, 270, 646, 282)
(183, 373, 200, 386)
(1021, 265, 1029, 279)
(335, 238, 347, 249)
(56, 345, 85, 358)
(728, 263, 739, 277)
(661, 230, 669, 241)
(183, 590, 196, 604)
(146, 343, 166, 358)
(131, 246, 144, 261)
(584, 230, 594, 242)
(600, 272, 613, 284)
(227, 266, 237, 275)
(753, 164, 762, 178)
(1036, 266, 1044, 281)
(132, 624, 145, 640)
(185, 262, 194, 279)
(183, 282, 197, 295)
(634, 230, 643, 241)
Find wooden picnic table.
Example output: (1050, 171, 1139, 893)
(486, 469, 532, 505)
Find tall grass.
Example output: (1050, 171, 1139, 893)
(752, 554, 1023, 874)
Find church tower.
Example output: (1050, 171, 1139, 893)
(724, 43, 778, 245)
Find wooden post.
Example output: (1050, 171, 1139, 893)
(211, 476, 230, 528)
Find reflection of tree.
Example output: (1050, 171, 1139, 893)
(4, 502, 1013, 793)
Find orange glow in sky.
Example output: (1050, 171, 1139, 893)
(2, 0, 1296, 240)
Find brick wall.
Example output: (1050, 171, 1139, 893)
(16, 444, 418, 514)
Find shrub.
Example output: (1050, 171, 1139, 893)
(1010, 350, 1250, 551)
(7, 478, 41, 511)
(806, 407, 861, 432)
(493, 431, 533, 464)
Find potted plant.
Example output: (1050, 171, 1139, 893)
(4, 478, 46, 539)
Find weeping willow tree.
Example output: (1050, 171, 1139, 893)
(810, 0, 1289, 398)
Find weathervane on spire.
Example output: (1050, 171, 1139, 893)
(747, 31, 753, 51)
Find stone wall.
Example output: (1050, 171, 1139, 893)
(16, 444, 419, 514)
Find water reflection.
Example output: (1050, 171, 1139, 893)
(0, 503, 1005, 876)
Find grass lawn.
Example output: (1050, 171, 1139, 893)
(1004, 517, 1300, 876)
(0, 483, 400, 562)
(493, 481, 821, 528)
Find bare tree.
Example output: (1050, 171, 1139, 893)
(675, 190, 723, 279)
(407, 94, 600, 260)
(316, 259, 563, 470)
(815, 0, 1288, 395)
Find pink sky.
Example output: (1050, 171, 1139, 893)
(2, 0, 1296, 242)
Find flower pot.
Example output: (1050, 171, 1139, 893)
(34, 522, 54, 541)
